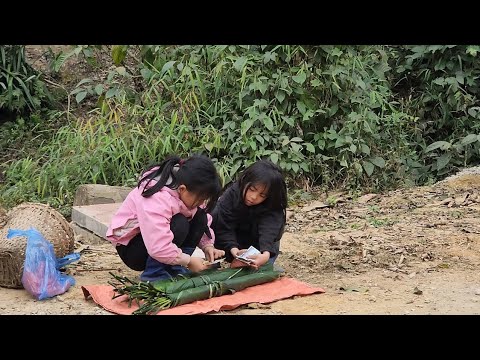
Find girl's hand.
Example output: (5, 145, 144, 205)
(187, 256, 210, 273)
(230, 247, 242, 258)
(230, 258, 251, 268)
(229, 248, 250, 268)
(247, 252, 270, 270)
(203, 246, 225, 262)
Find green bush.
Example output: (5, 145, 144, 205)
(0, 46, 52, 116)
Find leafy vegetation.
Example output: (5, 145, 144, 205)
(1, 45, 480, 215)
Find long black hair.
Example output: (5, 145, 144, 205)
(138, 154, 221, 212)
(237, 159, 287, 211)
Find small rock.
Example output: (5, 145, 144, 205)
(413, 287, 423, 295)
(474, 289, 480, 296)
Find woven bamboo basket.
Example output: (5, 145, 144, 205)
(0, 203, 74, 288)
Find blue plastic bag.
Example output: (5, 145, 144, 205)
(7, 227, 80, 300)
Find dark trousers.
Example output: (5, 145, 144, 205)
(116, 208, 208, 280)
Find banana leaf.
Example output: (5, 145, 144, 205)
(169, 269, 281, 307)
(109, 264, 281, 315)
(137, 268, 281, 314)
(150, 264, 274, 293)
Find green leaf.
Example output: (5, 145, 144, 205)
(160, 61, 176, 77)
(468, 108, 478, 117)
(317, 139, 326, 150)
(292, 163, 299, 172)
(15, 78, 35, 109)
(291, 143, 302, 153)
(75, 91, 87, 103)
(436, 153, 451, 171)
(461, 134, 478, 146)
(204, 143, 214, 152)
(290, 137, 303, 142)
(354, 162, 363, 175)
(263, 51, 277, 64)
(275, 91, 285, 103)
(255, 135, 264, 145)
(456, 73, 464, 85)
(77, 78, 92, 87)
(370, 156, 385, 168)
(329, 103, 338, 116)
(292, 72, 306, 84)
(331, 48, 343, 56)
(335, 137, 346, 148)
(362, 161, 374, 176)
(116, 66, 127, 76)
(425, 141, 451, 152)
(233, 57, 247, 72)
(340, 159, 348, 167)
(296, 101, 306, 115)
(284, 117, 295, 127)
(270, 153, 278, 164)
(466, 46, 479, 56)
(241, 119, 254, 135)
(264, 117, 274, 131)
(305, 143, 315, 153)
(70, 88, 84, 95)
(94, 84, 104, 96)
(361, 144, 370, 155)
(140, 68, 153, 80)
(111, 45, 127, 66)
(106, 88, 117, 99)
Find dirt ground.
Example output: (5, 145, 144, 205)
(1, 171, 480, 315)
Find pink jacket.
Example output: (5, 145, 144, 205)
(106, 177, 215, 267)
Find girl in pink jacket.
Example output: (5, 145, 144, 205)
(106, 154, 225, 281)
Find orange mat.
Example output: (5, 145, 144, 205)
(82, 277, 325, 315)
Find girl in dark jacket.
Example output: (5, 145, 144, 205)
(212, 160, 287, 269)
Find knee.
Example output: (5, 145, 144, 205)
(194, 207, 208, 227)
(170, 213, 189, 243)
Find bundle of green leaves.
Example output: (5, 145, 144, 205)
(109, 264, 282, 315)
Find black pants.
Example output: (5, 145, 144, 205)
(116, 208, 209, 271)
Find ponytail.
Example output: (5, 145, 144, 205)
(138, 155, 182, 197)
(137, 154, 221, 212)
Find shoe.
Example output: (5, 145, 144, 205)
(168, 265, 192, 278)
(140, 256, 173, 282)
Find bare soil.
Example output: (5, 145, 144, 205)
(1, 173, 479, 315)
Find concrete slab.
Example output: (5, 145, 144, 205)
(72, 203, 122, 239)
(71, 202, 205, 258)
